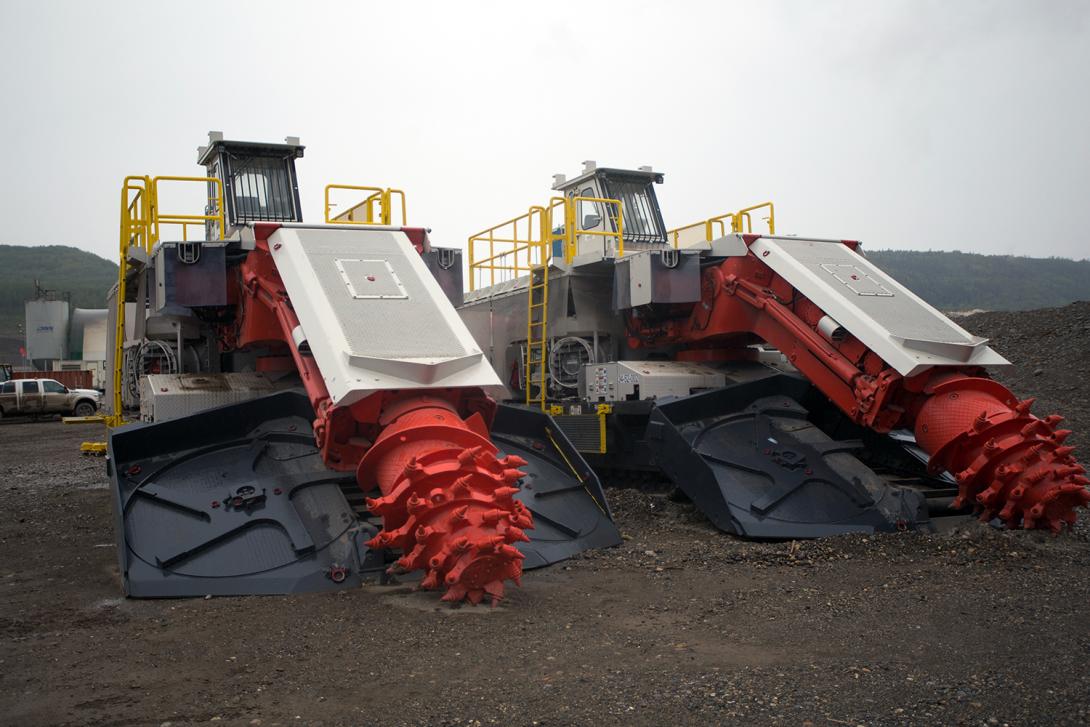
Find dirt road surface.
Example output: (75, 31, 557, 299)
(2, 304, 1088, 726)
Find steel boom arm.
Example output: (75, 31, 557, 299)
(628, 245, 1089, 531)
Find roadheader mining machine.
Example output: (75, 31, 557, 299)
(105, 134, 619, 603)
(458, 161, 1089, 538)
(106, 138, 1087, 605)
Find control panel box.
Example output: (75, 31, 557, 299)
(140, 372, 276, 422)
(612, 249, 701, 310)
(153, 241, 227, 311)
(580, 360, 726, 401)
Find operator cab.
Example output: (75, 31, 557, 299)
(197, 131, 306, 238)
(551, 161, 667, 261)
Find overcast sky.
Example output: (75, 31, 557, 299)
(1, 0, 1088, 262)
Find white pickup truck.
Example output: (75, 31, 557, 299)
(0, 378, 102, 419)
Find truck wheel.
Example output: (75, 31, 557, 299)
(74, 401, 96, 417)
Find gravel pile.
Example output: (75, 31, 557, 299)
(955, 300, 1090, 449)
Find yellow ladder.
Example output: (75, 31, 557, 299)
(525, 261, 549, 408)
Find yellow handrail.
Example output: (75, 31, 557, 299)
(468, 196, 626, 290)
(324, 184, 407, 226)
(668, 201, 775, 248)
(467, 206, 547, 291)
(565, 196, 624, 263)
(152, 176, 226, 244)
(544, 196, 569, 263)
(120, 175, 152, 252)
(110, 176, 151, 424)
(109, 174, 225, 424)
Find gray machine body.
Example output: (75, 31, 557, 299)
(423, 247, 464, 307)
(139, 372, 279, 422)
(461, 265, 630, 396)
(458, 234, 1008, 403)
(612, 249, 701, 309)
(153, 242, 228, 311)
(460, 248, 705, 399)
(580, 360, 727, 401)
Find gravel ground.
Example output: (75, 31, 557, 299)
(1, 303, 1088, 726)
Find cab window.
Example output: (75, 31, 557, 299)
(42, 380, 66, 393)
(598, 176, 667, 245)
(19, 381, 38, 394)
(578, 187, 600, 230)
(1, 381, 13, 394)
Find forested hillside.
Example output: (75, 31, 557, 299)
(0, 245, 116, 358)
(865, 250, 1088, 311)
(0, 244, 115, 321)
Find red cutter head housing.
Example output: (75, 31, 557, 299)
(357, 395, 533, 605)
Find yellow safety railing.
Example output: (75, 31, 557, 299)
(120, 176, 153, 254)
(553, 196, 625, 264)
(324, 184, 407, 226)
(110, 177, 151, 425)
(467, 196, 625, 291)
(668, 201, 775, 248)
(109, 175, 225, 425)
(467, 206, 548, 291)
(119, 175, 226, 253)
(152, 176, 226, 243)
